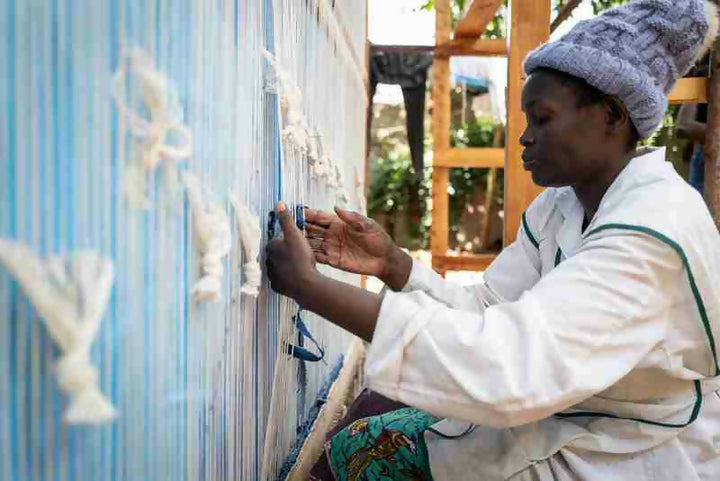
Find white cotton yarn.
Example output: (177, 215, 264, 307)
(184, 173, 232, 302)
(0, 239, 116, 424)
(229, 193, 262, 298)
(113, 47, 193, 208)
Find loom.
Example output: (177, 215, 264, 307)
(0, 0, 368, 480)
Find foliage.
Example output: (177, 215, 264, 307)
(368, 154, 432, 248)
(589, 0, 629, 14)
(449, 118, 504, 233)
(646, 105, 692, 177)
(368, 117, 504, 249)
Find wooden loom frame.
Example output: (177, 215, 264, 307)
(431, 0, 713, 276)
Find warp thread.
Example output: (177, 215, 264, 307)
(0, 239, 116, 424)
(184, 172, 232, 302)
(277, 355, 345, 481)
(260, 48, 349, 197)
(113, 47, 193, 209)
(260, 49, 310, 154)
(229, 192, 262, 298)
(354, 166, 367, 214)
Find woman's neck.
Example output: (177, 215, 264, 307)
(573, 148, 638, 221)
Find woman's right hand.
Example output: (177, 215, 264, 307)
(304, 207, 412, 291)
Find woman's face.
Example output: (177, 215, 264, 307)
(520, 70, 623, 188)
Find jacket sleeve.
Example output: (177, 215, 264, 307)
(366, 230, 682, 428)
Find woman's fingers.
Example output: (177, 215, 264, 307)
(308, 237, 324, 251)
(314, 251, 330, 265)
(306, 224, 326, 239)
(304, 208, 336, 228)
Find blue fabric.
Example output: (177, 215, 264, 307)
(689, 144, 705, 195)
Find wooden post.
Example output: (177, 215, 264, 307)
(504, 0, 550, 244)
(481, 127, 504, 249)
(705, 47, 720, 227)
(431, 0, 452, 274)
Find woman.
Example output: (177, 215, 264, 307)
(266, 0, 720, 479)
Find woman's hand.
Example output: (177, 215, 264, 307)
(265, 203, 318, 304)
(305, 207, 412, 291)
(265, 203, 383, 341)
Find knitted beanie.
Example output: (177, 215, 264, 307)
(524, 0, 719, 139)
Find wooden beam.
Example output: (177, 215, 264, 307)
(668, 77, 708, 104)
(432, 253, 497, 272)
(704, 48, 720, 227)
(431, 0, 452, 258)
(435, 38, 507, 58)
(481, 127, 504, 249)
(434, 148, 505, 168)
(504, 0, 550, 245)
(550, 0, 582, 33)
(454, 0, 505, 39)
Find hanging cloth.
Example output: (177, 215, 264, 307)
(369, 50, 433, 175)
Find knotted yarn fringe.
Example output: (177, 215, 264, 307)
(184, 173, 232, 302)
(0, 239, 116, 424)
(229, 193, 262, 298)
(259, 48, 350, 204)
(260, 48, 310, 155)
(113, 47, 193, 209)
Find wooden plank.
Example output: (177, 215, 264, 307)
(550, 0, 582, 33)
(434, 148, 505, 168)
(704, 49, 720, 227)
(504, 0, 550, 245)
(480, 126, 504, 249)
(435, 38, 507, 58)
(286, 340, 365, 481)
(668, 77, 708, 104)
(433, 253, 497, 272)
(431, 0, 452, 258)
(454, 0, 505, 39)
(431, 167, 451, 256)
(481, 168, 498, 248)
(373, 39, 506, 57)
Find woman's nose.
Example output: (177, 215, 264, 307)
(519, 128, 534, 147)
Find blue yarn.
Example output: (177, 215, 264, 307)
(277, 355, 345, 481)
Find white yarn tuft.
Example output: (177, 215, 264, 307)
(184, 173, 232, 302)
(260, 49, 311, 154)
(113, 47, 193, 209)
(0, 239, 116, 424)
(229, 193, 262, 298)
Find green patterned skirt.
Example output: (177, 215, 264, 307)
(324, 407, 441, 481)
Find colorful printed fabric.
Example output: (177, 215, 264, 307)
(325, 407, 441, 481)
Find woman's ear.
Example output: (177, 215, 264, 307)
(604, 97, 630, 134)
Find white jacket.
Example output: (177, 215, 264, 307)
(365, 147, 720, 480)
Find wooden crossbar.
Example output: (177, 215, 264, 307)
(434, 148, 505, 168)
(454, 0, 505, 39)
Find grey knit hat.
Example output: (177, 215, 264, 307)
(524, 0, 719, 139)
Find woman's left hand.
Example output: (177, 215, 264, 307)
(265, 202, 318, 303)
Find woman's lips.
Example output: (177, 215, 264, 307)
(522, 157, 539, 171)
